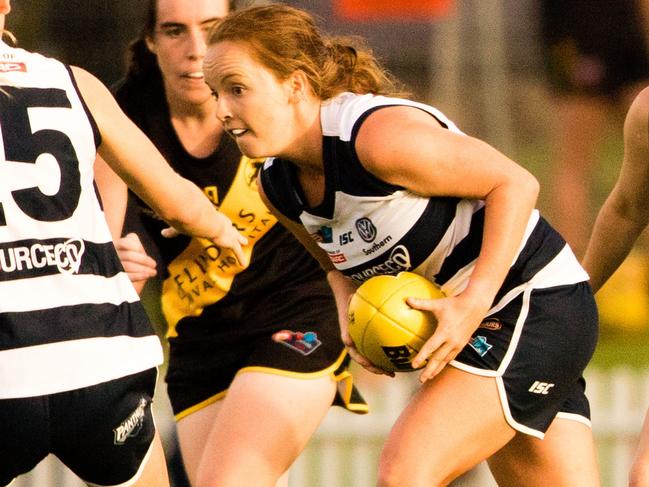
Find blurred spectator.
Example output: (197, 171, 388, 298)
(540, 0, 649, 259)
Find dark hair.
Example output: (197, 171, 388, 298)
(206, 4, 406, 99)
(123, 0, 160, 82)
(124, 0, 236, 82)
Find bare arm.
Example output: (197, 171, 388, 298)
(72, 66, 248, 266)
(582, 87, 649, 292)
(356, 106, 539, 380)
(93, 117, 157, 294)
(94, 154, 127, 240)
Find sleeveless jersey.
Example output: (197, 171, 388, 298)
(0, 43, 163, 399)
(114, 76, 329, 337)
(260, 92, 590, 312)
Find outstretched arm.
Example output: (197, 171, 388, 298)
(72, 66, 248, 266)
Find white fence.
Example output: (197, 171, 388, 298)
(11, 367, 649, 487)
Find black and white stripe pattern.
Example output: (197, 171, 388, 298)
(261, 92, 589, 313)
(0, 42, 162, 398)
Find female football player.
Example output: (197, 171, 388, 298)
(203, 5, 601, 486)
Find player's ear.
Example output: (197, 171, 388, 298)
(145, 36, 156, 55)
(287, 70, 310, 103)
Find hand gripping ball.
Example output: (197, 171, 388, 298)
(347, 272, 445, 372)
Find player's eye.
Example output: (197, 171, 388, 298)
(160, 26, 185, 39)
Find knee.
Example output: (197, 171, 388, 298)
(377, 452, 451, 487)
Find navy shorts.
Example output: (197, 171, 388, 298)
(452, 282, 598, 438)
(166, 277, 368, 419)
(0, 368, 158, 487)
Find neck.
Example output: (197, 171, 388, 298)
(165, 94, 224, 158)
(167, 94, 215, 122)
(282, 98, 323, 170)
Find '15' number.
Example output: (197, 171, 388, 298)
(0, 85, 81, 225)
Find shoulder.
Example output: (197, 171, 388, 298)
(70, 66, 113, 105)
(322, 93, 437, 135)
(624, 86, 649, 146)
(627, 86, 649, 121)
(323, 93, 462, 141)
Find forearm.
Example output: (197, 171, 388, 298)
(464, 178, 538, 307)
(155, 177, 230, 239)
(583, 201, 646, 293)
(327, 270, 357, 313)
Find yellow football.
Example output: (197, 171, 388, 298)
(347, 272, 445, 372)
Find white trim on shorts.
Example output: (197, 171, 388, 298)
(449, 286, 590, 439)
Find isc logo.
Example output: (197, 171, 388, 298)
(382, 345, 415, 371)
(528, 380, 555, 395)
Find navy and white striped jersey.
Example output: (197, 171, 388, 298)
(260, 92, 589, 312)
(0, 42, 162, 398)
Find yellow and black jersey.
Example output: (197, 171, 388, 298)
(114, 76, 327, 337)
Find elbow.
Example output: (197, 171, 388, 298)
(517, 170, 539, 206)
(528, 173, 540, 202)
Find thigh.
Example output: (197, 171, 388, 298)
(0, 396, 49, 486)
(52, 368, 160, 487)
(378, 367, 515, 487)
(130, 432, 170, 487)
(176, 399, 225, 485)
(488, 416, 600, 487)
(195, 371, 337, 486)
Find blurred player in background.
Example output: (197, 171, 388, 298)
(583, 86, 649, 487)
(204, 4, 600, 486)
(0, 0, 247, 485)
(540, 0, 649, 259)
(95, 0, 368, 485)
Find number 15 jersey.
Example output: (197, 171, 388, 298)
(0, 42, 162, 399)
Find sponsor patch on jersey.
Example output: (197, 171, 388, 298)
(272, 330, 322, 355)
(349, 244, 412, 282)
(328, 251, 347, 263)
(469, 335, 492, 357)
(0, 62, 26, 72)
(0, 238, 85, 275)
(113, 397, 148, 445)
(319, 226, 333, 243)
(355, 217, 377, 242)
(362, 235, 393, 255)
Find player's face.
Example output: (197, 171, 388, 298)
(204, 40, 300, 159)
(147, 0, 228, 107)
